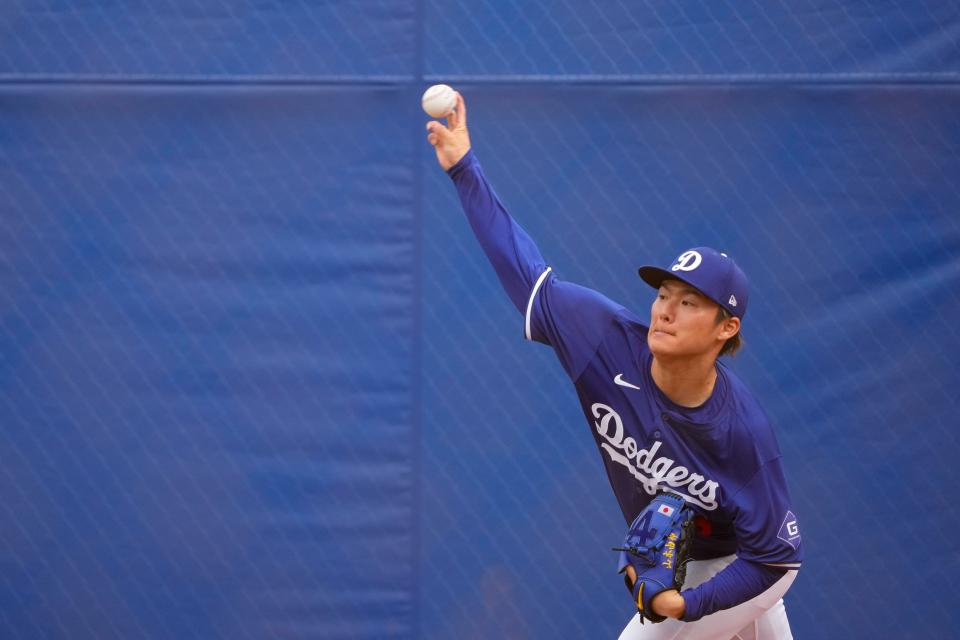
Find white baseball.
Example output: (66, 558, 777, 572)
(421, 84, 457, 118)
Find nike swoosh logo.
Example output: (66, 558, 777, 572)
(614, 373, 642, 391)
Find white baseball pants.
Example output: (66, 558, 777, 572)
(618, 555, 798, 640)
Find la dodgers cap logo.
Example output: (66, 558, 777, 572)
(638, 246, 750, 318)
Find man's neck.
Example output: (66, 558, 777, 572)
(650, 353, 719, 409)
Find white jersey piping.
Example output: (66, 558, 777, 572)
(524, 267, 552, 341)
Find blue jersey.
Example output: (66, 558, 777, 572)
(529, 288, 801, 567)
(448, 150, 802, 619)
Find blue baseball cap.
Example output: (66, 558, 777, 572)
(638, 247, 749, 318)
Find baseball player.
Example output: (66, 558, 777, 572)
(426, 93, 803, 639)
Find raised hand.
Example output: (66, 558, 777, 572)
(426, 92, 471, 171)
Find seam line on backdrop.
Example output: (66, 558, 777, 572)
(427, 72, 960, 85)
(0, 74, 414, 85)
(1, 72, 959, 86)
(412, 0, 425, 636)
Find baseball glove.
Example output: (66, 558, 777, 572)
(613, 492, 695, 623)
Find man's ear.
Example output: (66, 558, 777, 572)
(718, 315, 740, 341)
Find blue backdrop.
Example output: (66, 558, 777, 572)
(1, 2, 958, 638)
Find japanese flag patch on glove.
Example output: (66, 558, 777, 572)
(614, 492, 695, 623)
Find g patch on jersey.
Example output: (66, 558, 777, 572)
(777, 511, 801, 549)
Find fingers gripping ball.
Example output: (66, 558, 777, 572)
(421, 84, 457, 118)
(613, 492, 695, 623)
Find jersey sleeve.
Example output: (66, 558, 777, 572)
(527, 276, 626, 380)
(729, 457, 803, 568)
(680, 558, 788, 622)
(448, 150, 625, 380)
(447, 150, 549, 313)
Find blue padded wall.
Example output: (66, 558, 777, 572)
(424, 1, 960, 76)
(1, 2, 958, 638)
(0, 1, 415, 77)
(421, 85, 960, 638)
(1, 85, 418, 638)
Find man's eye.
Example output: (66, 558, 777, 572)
(682, 300, 694, 306)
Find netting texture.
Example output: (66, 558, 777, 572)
(1, 2, 958, 638)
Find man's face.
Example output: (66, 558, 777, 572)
(648, 279, 729, 358)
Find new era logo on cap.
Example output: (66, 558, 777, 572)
(729, 295, 737, 307)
